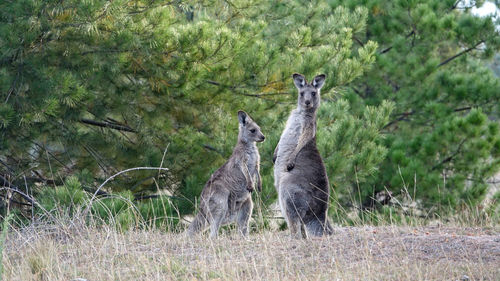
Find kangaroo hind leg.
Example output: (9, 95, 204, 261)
(206, 190, 229, 239)
(285, 195, 308, 239)
(237, 197, 253, 236)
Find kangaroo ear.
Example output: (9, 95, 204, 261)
(312, 74, 326, 89)
(292, 73, 306, 89)
(237, 110, 247, 126)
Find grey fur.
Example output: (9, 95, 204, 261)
(187, 111, 265, 238)
(273, 73, 332, 239)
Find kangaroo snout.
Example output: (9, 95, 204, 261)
(305, 100, 311, 106)
(258, 134, 266, 142)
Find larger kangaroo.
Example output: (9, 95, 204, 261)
(273, 73, 332, 238)
(187, 111, 265, 238)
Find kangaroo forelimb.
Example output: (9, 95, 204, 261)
(286, 121, 315, 171)
(240, 160, 254, 191)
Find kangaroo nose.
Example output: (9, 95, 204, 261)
(260, 135, 265, 141)
(305, 100, 311, 105)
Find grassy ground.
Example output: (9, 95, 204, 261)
(2, 222, 499, 281)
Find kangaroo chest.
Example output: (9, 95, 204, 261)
(245, 149, 259, 176)
(277, 110, 304, 158)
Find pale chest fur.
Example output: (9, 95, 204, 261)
(245, 145, 260, 177)
(277, 109, 303, 161)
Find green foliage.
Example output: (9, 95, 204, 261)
(318, 99, 394, 207)
(1, 0, 499, 224)
(35, 176, 181, 230)
(38, 176, 88, 216)
(342, 0, 500, 213)
(90, 191, 136, 230)
(138, 196, 180, 229)
(0, 0, 378, 212)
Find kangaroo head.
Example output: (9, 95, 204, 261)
(237, 110, 265, 143)
(292, 73, 326, 111)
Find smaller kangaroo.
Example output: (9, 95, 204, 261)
(187, 111, 265, 238)
(273, 73, 332, 239)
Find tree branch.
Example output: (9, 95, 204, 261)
(203, 144, 223, 155)
(383, 103, 484, 130)
(438, 40, 484, 68)
(454, 106, 472, 112)
(382, 110, 415, 129)
(380, 30, 415, 54)
(0, 175, 36, 205)
(206, 80, 290, 100)
(80, 118, 137, 132)
(431, 139, 466, 171)
(127, 1, 176, 15)
(353, 36, 364, 47)
(0, 194, 32, 207)
(82, 185, 110, 197)
(449, 0, 461, 11)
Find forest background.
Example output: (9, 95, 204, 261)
(1, 0, 500, 229)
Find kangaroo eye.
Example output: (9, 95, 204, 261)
(311, 92, 316, 96)
(250, 129, 256, 133)
(300, 92, 304, 97)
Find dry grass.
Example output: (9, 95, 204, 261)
(2, 222, 499, 281)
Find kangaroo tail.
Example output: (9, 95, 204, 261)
(305, 216, 333, 236)
(186, 212, 208, 235)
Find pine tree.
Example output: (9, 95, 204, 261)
(341, 0, 500, 213)
(3, 0, 497, 221)
(0, 0, 385, 217)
